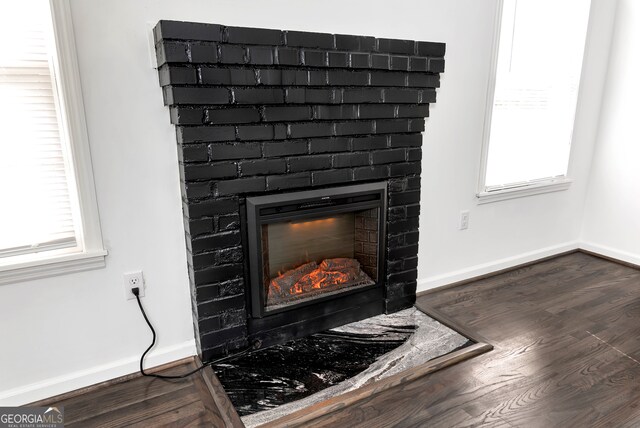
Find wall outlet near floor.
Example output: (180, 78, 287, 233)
(459, 210, 470, 230)
(124, 271, 145, 300)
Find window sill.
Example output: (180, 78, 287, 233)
(0, 249, 108, 286)
(476, 178, 573, 204)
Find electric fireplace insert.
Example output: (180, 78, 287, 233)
(246, 182, 387, 318)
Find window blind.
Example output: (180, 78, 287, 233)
(0, 0, 79, 258)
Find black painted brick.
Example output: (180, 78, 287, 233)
(313, 105, 358, 120)
(302, 50, 326, 67)
(286, 31, 334, 49)
(217, 177, 266, 195)
(289, 155, 332, 172)
(416, 41, 446, 57)
(407, 73, 439, 88)
(237, 124, 276, 141)
(309, 137, 350, 154)
(154, 20, 223, 43)
(181, 145, 209, 162)
(171, 107, 205, 125)
(409, 57, 428, 72)
(342, 88, 383, 103)
(328, 52, 349, 68)
(219, 45, 246, 64)
(335, 121, 374, 136)
(407, 204, 420, 218)
(378, 38, 415, 55)
(384, 88, 421, 103)
(389, 190, 420, 206)
(358, 104, 395, 119)
(407, 148, 422, 161)
(397, 105, 429, 118)
(183, 162, 237, 181)
(188, 198, 238, 218)
(390, 56, 409, 71)
(388, 217, 419, 234)
(156, 42, 189, 66)
(263, 106, 312, 122)
(333, 152, 369, 168)
(197, 294, 245, 317)
(233, 88, 284, 104)
(205, 108, 260, 124)
(371, 54, 390, 70)
(281, 70, 310, 86)
(263, 140, 308, 157)
(192, 231, 241, 253)
(390, 134, 422, 147)
(288, 122, 334, 138)
(266, 172, 311, 190)
(372, 148, 406, 164)
(194, 264, 244, 286)
(428, 58, 445, 73)
(388, 244, 419, 260)
(370, 71, 406, 87)
(159, 65, 197, 86)
(217, 278, 244, 296)
(353, 165, 389, 180)
(247, 46, 274, 65)
(390, 162, 421, 176)
(421, 89, 437, 103)
(327, 70, 369, 86)
(185, 181, 211, 199)
(376, 119, 410, 134)
(200, 325, 247, 350)
(335, 34, 376, 52)
(200, 67, 256, 85)
(189, 43, 218, 63)
(309, 70, 328, 85)
(350, 52, 370, 68)
(218, 214, 240, 232)
(240, 159, 287, 176)
(276, 47, 300, 65)
(188, 218, 214, 237)
(352, 135, 388, 151)
(285, 88, 337, 104)
(312, 169, 352, 186)
(178, 126, 235, 143)
(209, 143, 261, 160)
(164, 86, 229, 105)
(409, 119, 425, 132)
(226, 26, 282, 45)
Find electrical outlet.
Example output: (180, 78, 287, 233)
(124, 271, 145, 300)
(459, 210, 470, 230)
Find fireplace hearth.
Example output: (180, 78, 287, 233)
(153, 20, 445, 360)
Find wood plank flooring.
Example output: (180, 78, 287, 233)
(38, 251, 640, 427)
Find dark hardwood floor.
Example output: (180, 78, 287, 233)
(40, 252, 640, 427)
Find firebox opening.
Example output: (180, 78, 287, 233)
(262, 208, 379, 311)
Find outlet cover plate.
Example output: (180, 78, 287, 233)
(124, 271, 145, 300)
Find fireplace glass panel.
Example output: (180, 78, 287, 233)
(261, 208, 379, 311)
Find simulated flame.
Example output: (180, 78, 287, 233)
(267, 258, 373, 305)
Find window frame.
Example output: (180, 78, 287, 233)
(0, 0, 106, 284)
(476, 0, 590, 204)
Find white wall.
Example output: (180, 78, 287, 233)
(581, 0, 640, 265)
(0, 0, 616, 404)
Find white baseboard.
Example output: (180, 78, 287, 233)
(0, 339, 196, 406)
(417, 241, 580, 292)
(580, 241, 640, 266)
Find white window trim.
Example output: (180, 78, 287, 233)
(0, 0, 106, 285)
(476, 0, 583, 204)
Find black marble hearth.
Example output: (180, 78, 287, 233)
(153, 20, 445, 361)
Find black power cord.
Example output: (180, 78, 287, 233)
(132, 287, 252, 379)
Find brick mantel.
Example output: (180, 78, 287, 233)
(153, 20, 445, 360)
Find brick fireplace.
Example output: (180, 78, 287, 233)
(153, 20, 445, 361)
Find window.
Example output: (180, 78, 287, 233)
(478, 0, 591, 203)
(0, 0, 105, 283)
